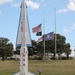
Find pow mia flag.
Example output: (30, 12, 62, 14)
(36, 31, 42, 36)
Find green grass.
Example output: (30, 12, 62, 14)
(0, 60, 75, 75)
(0, 60, 19, 75)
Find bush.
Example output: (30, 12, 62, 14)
(37, 56, 43, 60)
(28, 55, 43, 60)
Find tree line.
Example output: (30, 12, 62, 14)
(0, 33, 72, 60)
(29, 34, 71, 59)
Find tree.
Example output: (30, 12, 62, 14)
(28, 40, 38, 56)
(64, 43, 71, 59)
(5, 43, 13, 57)
(0, 37, 13, 61)
(36, 33, 71, 59)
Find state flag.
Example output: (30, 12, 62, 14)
(43, 32, 54, 41)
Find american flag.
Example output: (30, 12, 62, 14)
(32, 23, 42, 33)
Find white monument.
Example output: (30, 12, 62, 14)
(14, 0, 35, 75)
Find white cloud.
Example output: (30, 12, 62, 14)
(57, 9, 68, 13)
(57, 0, 75, 13)
(64, 29, 70, 34)
(0, 0, 12, 5)
(63, 23, 75, 34)
(26, 0, 40, 9)
(71, 23, 75, 29)
(12, 0, 40, 9)
(12, 2, 21, 7)
(68, 0, 75, 11)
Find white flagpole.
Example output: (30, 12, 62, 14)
(43, 11, 46, 59)
(55, 8, 57, 58)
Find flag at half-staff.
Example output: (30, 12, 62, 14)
(37, 37, 43, 42)
(43, 32, 54, 41)
(36, 31, 42, 36)
(37, 32, 54, 42)
(32, 23, 42, 33)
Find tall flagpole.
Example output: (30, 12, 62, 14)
(43, 11, 45, 59)
(55, 8, 57, 58)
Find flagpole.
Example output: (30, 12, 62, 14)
(43, 11, 45, 59)
(55, 8, 57, 58)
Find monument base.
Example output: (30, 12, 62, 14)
(13, 72, 35, 75)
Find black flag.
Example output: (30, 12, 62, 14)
(36, 31, 42, 36)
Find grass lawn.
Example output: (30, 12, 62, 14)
(0, 60, 75, 75)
